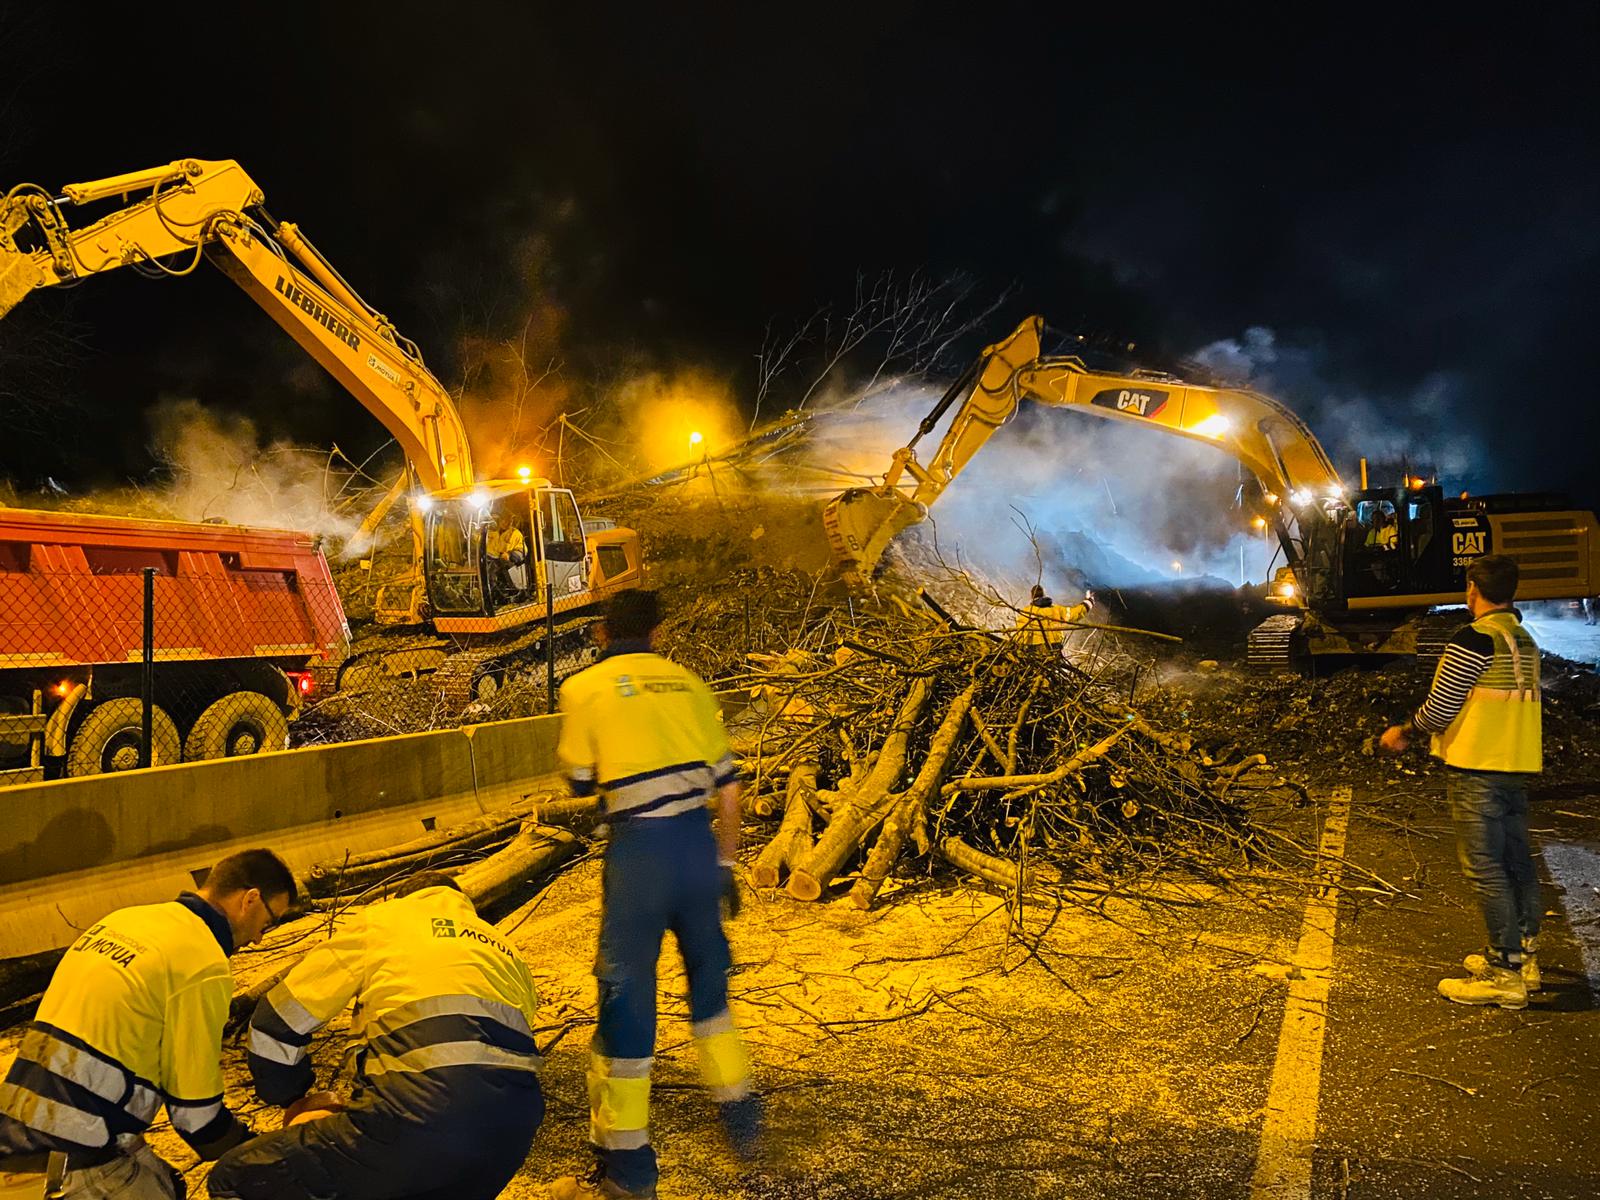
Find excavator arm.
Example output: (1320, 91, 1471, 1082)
(823, 315, 1345, 586)
(0, 159, 473, 494)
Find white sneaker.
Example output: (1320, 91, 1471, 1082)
(1439, 965, 1528, 1009)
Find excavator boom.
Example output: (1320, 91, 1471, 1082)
(824, 315, 1344, 586)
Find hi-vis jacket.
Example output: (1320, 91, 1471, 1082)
(1015, 600, 1089, 649)
(246, 887, 541, 1107)
(0, 895, 247, 1159)
(557, 647, 738, 821)
(1412, 609, 1542, 773)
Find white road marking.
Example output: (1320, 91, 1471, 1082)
(1537, 841, 1600, 998)
(1250, 785, 1353, 1200)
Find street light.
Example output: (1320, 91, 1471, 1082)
(689, 430, 704, 448)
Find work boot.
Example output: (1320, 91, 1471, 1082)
(719, 1094, 764, 1163)
(547, 1163, 656, 1200)
(1463, 936, 1541, 992)
(1438, 965, 1528, 1010)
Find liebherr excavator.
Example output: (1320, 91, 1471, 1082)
(824, 316, 1600, 666)
(0, 158, 642, 700)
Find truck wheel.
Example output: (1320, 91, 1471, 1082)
(66, 698, 181, 776)
(184, 692, 290, 761)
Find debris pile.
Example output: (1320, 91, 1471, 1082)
(731, 597, 1315, 909)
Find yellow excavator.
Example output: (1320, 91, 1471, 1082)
(824, 316, 1600, 666)
(0, 158, 642, 699)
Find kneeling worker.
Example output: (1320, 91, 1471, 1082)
(1015, 582, 1094, 652)
(206, 873, 544, 1200)
(0, 849, 296, 1199)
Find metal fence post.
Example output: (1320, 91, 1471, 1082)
(546, 581, 557, 713)
(140, 566, 155, 769)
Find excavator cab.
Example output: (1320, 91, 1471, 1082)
(423, 483, 592, 618)
(1338, 485, 1449, 601)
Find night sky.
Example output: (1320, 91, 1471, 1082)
(1, 6, 1595, 505)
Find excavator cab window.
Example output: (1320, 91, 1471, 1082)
(536, 488, 588, 600)
(424, 499, 485, 615)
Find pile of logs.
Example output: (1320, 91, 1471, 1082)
(735, 594, 1309, 909)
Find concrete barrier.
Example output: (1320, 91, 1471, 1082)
(0, 712, 567, 959)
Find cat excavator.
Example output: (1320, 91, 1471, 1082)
(824, 316, 1600, 666)
(0, 158, 642, 700)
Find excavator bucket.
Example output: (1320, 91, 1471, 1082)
(822, 488, 928, 588)
(0, 209, 44, 319)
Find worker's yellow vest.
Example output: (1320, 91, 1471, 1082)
(1431, 610, 1542, 773)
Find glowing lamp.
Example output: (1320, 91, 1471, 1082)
(414, 493, 434, 513)
(1274, 580, 1298, 599)
(1171, 560, 1183, 574)
(468, 488, 491, 511)
(689, 431, 704, 448)
(1252, 516, 1267, 529)
(517, 465, 533, 482)
(1290, 490, 1313, 507)
(1189, 414, 1232, 438)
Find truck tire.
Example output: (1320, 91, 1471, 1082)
(66, 698, 181, 776)
(184, 692, 290, 761)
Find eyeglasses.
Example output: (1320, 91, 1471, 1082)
(261, 895, 291, 932)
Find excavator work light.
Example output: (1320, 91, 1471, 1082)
(689, 431, 704, 447)
(517, 465, 533, 481)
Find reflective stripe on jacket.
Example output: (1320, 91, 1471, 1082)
(246, 887, 541, 1107)
(0, 896, 243, 1158)
(1430, 610, 1542, 773)
(557, 650, 737, 820)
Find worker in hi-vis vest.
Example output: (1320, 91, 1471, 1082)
(207, 873, 544, 1200)
(1380, 553, 1544, 1010)
(1014, 582, 1094, 650)
(0, 849, 296, 1200)
(548, 589, 758, 1200)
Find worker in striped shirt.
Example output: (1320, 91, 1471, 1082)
(1380, 554, 1543, 1009)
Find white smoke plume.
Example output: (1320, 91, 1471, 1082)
(807, 383, 1277, 595)
(147, 399, 372, 549)
(1190, 326, 1485, 487)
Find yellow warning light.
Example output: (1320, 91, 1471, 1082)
(1252, 516, 1267, 529)
(55, 680, 71, 696)
(1408, 476, 1425, 489)
(689, 431, 704, 448)
(517, 465, 533, 481)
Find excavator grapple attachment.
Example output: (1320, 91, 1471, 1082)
(822, 488, 927, 588)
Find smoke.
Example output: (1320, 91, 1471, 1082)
(147, 399, 368, 547)
(1190, 326, 1485, 487)
(807, 384, 1275, 594)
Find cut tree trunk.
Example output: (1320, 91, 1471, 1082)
(850, 682, 978, 909)
(785, 677, 934, 901)
(752, 764, 818, 887)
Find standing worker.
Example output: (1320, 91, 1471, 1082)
(1014, 582, 1094, 652)
(548, 589, 757, 1200)
(206, 873, 545, 1200)
(1380, 554, 1544, 1008)
(0, 849, 296, 1199)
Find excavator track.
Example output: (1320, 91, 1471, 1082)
(427, 612, 603, 713)
(1246, 614, 1302, 671)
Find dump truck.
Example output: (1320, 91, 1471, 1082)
(0, 507, 349, 781)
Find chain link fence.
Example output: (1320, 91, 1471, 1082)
(1, 553, 347, 786)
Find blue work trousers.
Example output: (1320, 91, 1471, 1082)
(1447, 768, 1543, 965)
(592, 808, 736, 1194)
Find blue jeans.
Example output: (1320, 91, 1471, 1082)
(1447, 769, 1542, 965)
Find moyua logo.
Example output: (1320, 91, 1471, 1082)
(431, 918, 457, 938)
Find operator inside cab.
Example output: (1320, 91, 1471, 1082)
(485, 509, 529, 602)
